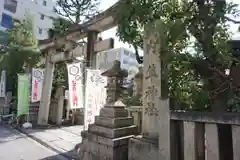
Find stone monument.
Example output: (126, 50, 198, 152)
(78, 60, 138, 160)
(128, 21, 170, 160)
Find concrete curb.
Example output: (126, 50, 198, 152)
(12, 125, 77, 160)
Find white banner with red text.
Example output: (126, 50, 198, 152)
(31, 68, 44, 102)
(84, 69, 107, 130)
(67, 62, 84, 109)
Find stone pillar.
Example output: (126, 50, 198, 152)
(142, 23, 162, 139)
(78, 60, 137, 160)
(86, 31, 98, 68)
(128, 21, 170, 160)
(38, 49, 55, 125)
(55, 86, 65, 125)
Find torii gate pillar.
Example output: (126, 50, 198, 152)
(38, 49, 55, 125)
(86, 31, 98, 68)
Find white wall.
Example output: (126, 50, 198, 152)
(96, 47, 139, 80)
(0, 0, 57, 40)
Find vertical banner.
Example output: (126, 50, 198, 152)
(31, 68, 44, 102)
(17, 74, 29, 116)
(67, 62, 84, 109)
(84, 69, 107, 130)
(0, 70, 6, 97)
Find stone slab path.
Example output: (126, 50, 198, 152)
(0, 124, 68, 160)
(18, 125, 84, 159)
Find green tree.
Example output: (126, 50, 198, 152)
(0, 16, 40, 95)
(51, 0, 100, 91)
(116, 0, 240, 112)
(55, 0, 100, 24)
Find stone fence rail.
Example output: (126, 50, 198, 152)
(170, 111, 240, 160)
(127, 106, 240, 159)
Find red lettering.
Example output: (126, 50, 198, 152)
(72, 80, 78, 106)
(33, 80, 38, 100)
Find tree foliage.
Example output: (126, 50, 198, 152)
(0, 16, 40, 95)
(116, 0, 240, 112)
(52, 0, 100, 91)
(55, 0, 100, 24)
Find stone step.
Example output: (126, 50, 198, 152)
(84, 131, 134, 147)
(88, 124, 137, 139)
(95, 116, 133, 128)
(99, 107, 128, 118)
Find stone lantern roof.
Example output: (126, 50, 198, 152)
(101, 60, 128, 78)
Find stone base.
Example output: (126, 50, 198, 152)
(128, 135, 158, 160)
(80, 131, 134, 160)
(77, 105, 138, 160)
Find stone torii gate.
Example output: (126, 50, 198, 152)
(36, 0, 125, 125)
(37, 31, 114, 125)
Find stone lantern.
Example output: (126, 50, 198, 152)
(101, 60, 128, 105)
(78, 60, 137, 160)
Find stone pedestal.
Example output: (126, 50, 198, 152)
(78, 60, 138, 160)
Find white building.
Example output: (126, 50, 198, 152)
(96, 47, 140, 81)
(0, 0, 57, 43)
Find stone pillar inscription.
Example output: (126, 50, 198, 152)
(142, 22, 162, 139)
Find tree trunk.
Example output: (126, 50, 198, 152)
(211, 94, 227, 113)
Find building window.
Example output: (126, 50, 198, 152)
(1, 13, 13, 29)
(40, 14, 44, 20)
(38, 28, 43, 35)
(43, 0, 47, 6)
(124, 50, 129, 56)
(4, 0, 17, 13)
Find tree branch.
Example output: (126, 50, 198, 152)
(225, 16, 240, 23)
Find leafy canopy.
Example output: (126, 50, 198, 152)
(116, 0, 240, 111)
(0, 15, 41, 94)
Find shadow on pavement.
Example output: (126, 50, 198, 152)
(0, 123, 28, 145)
(0, 121, 83, 160)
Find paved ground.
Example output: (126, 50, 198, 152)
(19, 125, 84, 159)
(0, 125, 69, 160)
(21, 125, 83, 152)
